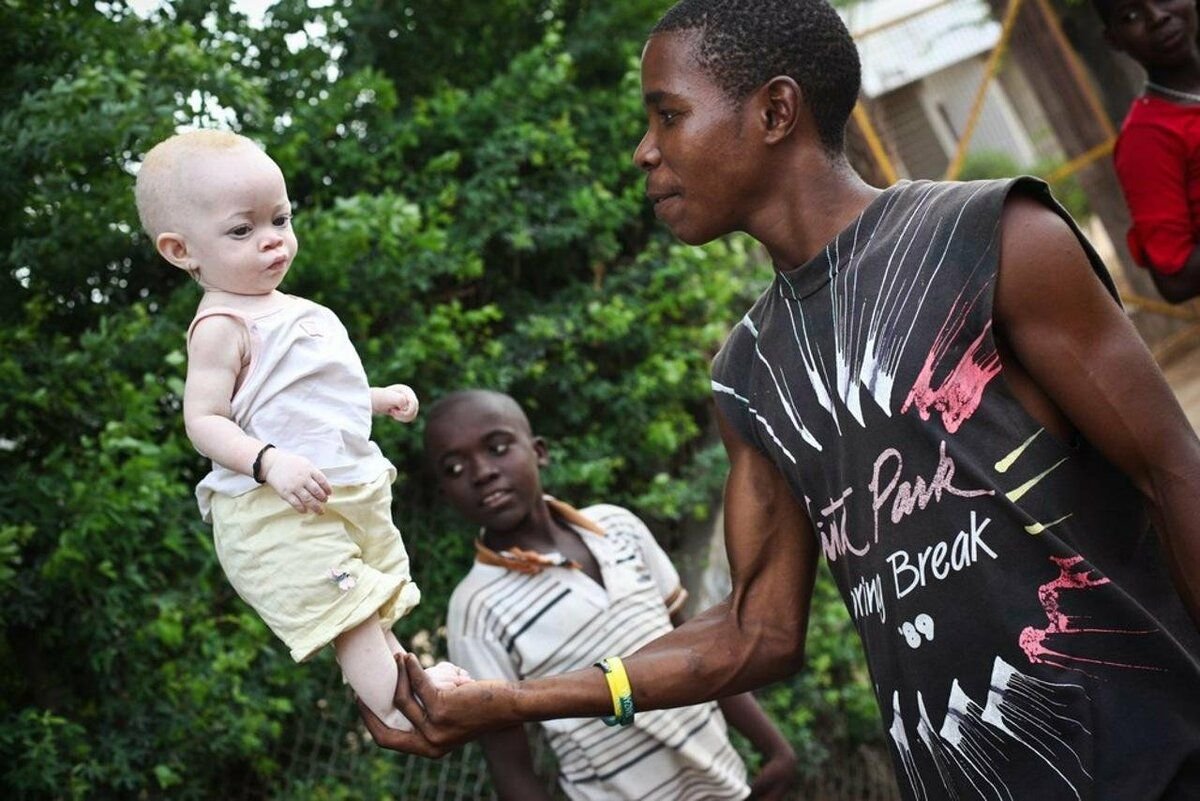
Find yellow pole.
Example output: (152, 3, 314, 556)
(853, 102, 900, 185)
(1121, 292, 1200, 321)
(1032, 0, 1117, 140)
(1042, 137, 1114, 184)
(944, 0, 1026, 180)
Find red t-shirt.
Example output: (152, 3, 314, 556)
(1113, 94, 1200, 275)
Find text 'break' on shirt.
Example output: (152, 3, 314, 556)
(711, 178, 1200, 801)
(188, 295, 394, 521)
(447, 500, 750, 801)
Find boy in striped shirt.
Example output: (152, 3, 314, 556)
(423, 389, 796, 801)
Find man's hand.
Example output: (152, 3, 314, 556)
(261, 449, 332, 514)
(749, 745, 798, 800)
(358, 654, 511, 758)
(374, 384, 419, 422)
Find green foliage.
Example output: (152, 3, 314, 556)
(958, 148, 1092, 220)
(2, 1, 881, 797)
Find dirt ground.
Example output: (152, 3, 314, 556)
(1163, 348, 1200, 432)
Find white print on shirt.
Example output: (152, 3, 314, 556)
(899, 613, 935, 649)
(887, 511, 996, 600)
(851, 573, 886, 624)
(889, 657, 1092, 801)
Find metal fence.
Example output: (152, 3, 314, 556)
(224, 664, 901, 801)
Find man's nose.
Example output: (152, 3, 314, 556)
(633, 130, 660, 172)
(1147, 3, 1172, 25)
(469, 456, 499, 485)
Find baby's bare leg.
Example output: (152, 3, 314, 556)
(383, 628, 472, 689)
(383, 627, 405, 656)
(334, 614, 413, 731)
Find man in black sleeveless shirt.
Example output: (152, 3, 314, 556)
(363, 2, 1200, 798)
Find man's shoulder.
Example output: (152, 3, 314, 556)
(914, 176, 1037, 207)
(711, 311, 762, 384)
(577, 502, 647, 531)
(1123, 97, 1195, 127)
(447, 562, 517, 618)
(1117, 101, 1193, 157)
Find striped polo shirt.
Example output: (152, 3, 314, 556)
(447, 501, 750, 801)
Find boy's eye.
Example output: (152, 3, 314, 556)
(228, 224, 252, 237)
(273, 213, 292, 227)
(443, 463, 464, 478)
(490, 442, 509, 455)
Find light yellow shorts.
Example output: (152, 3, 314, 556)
(210, 472, 421, 662)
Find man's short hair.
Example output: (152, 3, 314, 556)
(424, 389, 534, 448)
(134, 129, 257, 239)
(652, 0, 861, 154)
(1090, 0, 1116, 24)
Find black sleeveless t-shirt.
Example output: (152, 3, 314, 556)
(711, 178, 1200, 800)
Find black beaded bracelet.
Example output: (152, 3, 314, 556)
(252, 443, 275, 484)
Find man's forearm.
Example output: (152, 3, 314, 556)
(1150, 244, 1200, 304)
(624, 598, 804, 711)
(509, 599, 804, 722)
(1149, 449, 1200, 628)
(482, 730, 555, 801)
(718, 691, 795, 758)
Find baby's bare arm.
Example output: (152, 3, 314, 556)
(371, 384, 419, 422)
(184, 315, 331, 513)
(184, 316, 258, 470)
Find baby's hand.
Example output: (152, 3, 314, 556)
(423, 660, 473, 690)
(262, 449, 333, 514)
(375, 384, 419, 423)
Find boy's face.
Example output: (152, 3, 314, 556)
(161, 146, 298, 296)
(425, 395, 549, 534)
(633, 31, 766, 246)
(1103, 0, 1198, 67)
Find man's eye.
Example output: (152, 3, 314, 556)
(659, 110, 679, 125)
(491, 443, 509, 455)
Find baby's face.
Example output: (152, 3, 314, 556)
(175, 146, 298, 297)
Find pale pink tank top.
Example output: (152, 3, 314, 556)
(189, 295, 394, 521)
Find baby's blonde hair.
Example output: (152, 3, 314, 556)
(134, 129, 260, 239)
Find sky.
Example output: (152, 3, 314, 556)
(125, 0, 280, 25)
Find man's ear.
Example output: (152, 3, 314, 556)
(533, 436, 550, 468)
(156, 231, 192, 272)
(759, 76, 803, 145)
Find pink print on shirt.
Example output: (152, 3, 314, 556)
(1019, 555, 1161, 674)
(902, 300, 1001, 434)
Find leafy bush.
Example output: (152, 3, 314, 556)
(1, 1, 883, 797)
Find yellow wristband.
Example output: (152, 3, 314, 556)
(594, 656, 635, 726)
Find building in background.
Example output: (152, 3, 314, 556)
(843, 0, 1064, 179)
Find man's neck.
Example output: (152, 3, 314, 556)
(1147, 60, 1200, 94)
(482, 500, 560, 553)
(747, 155, 883, 272)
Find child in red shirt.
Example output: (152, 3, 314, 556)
(1099, 0, 1200, 302)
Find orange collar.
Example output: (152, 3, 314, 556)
(473, 497, 604, 575)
